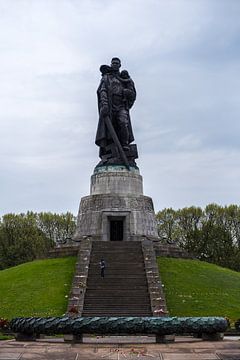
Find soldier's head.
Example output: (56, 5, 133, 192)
(111, 57, 121, 72)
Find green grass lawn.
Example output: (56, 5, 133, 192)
(158, 257, 240, 322)
(0, 257, 76, 319)
(1, 255, 239, 323)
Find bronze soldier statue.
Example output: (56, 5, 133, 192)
(95, 58, 138, 168)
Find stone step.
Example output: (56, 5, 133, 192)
(92, 251, 142, 253)
(88, 272, 146, 276)
(87, 277, 147, 281)
(83, 305, 168, 311)
(85, 292, 149, 296)
(87, 276, 147, 281)
(86, 281, 148, 285)
(84, 301, 151, 306)
(89, 269, 146, 272)
(82, 241, 152, 317)
(91, 250, 143, 254)
(84, 297, 150, 302)
(85, 289, 149, 294)
(83, 300, 150, 306)
(86, 288, 148, 292)
(91, 252, 142, 256)
(82, 311, 151, 315)
(91, 261, 143, 264)
(87, 275, 146, 278)
(87, 272, 147, 276)
(92, 249, 143, 253)
(93, 241, 142, 246)
(83, 304, 151, 309)
(90, 268, 143, 271)
(86, 285, 148, 289)
(92, 249, 143, 251)
(86, 282, 148, 287)
(82, 308, 151, 312)
(91, 248, 142, 250)
(88, 266, 146, 271)
(90, 258, 143, 262)
(89, 260, 144, 263)
(84, 292, 150, 297)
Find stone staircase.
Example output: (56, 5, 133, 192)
(82, 241, 152, 317)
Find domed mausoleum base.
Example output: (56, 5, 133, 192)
(74, 165, 159, 241)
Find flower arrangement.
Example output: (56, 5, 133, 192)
(234, 318, 240, 331)
(0, 318, 9, 331)
(68, 306, 78, 314)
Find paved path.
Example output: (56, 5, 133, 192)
(0, 336, 240, 360)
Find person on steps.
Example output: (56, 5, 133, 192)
(100, 259, 106, 278)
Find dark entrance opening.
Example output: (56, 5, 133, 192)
(110, 220, 124, 241)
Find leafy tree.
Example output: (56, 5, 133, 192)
(0, 211, 76, 269)
(0, 213, 52, 269)
(156, 204, 240, 271)
(36, 212, 76, 245)
(176, 206, 203, 248)
(156, 208, 178, 243)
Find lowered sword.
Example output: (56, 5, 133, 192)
(103, 114, 130, 171)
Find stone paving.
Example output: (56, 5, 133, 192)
(0, 336, 240, 360)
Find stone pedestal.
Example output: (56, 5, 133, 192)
(64, 334, 83, 343)
(202, 332, 224, 341)
(156, 334, 175, 343)
(74, 165, 159, 241)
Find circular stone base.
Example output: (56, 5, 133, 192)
(75, 166, 159, 241)
(94, 164, 139, 174)
(91, 165, 143, 196)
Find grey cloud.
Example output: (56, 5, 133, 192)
(0, 0, 240, 215)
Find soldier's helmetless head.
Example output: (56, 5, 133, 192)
(111, 57, 121, 71)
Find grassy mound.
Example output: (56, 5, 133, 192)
(1, 255, 239, 322)
(0, 257, 76, 319)
(158, 257, 240, 322)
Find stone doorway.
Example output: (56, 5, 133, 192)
(110, 219, 124, 241)
(101, 212, 130, 241)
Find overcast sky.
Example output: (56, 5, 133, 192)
(0, 0, 240, 216)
